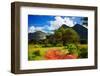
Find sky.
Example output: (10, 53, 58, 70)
(28, 15, 86, 34)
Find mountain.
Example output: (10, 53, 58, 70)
(58, 24, 88, 43)
(59, 24, 70, 29)
(28, 33, 34, 41)
(28, 31, 46, 41)
(28, 24, 88, 44)
(72, 24, 88, 43)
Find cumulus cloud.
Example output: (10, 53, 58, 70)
(50, 16, 76, 30)
(50, 16, 64, 30)
(28, 25, 54, 33)
(28, 26, 44, 33)
(64, 17, 75, 27)
(28, 26, 35, 33)
(28, 16, 76, 33)
(35, 27, 44, 31)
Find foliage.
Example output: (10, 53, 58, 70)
(28, 23, 88, 60)
(65, 43, 79, 56)
(33, 44, 42, 48)
(28, 44, 88, 60)
(56, 43, 63, 47)
(43, 44, 53, 47)
(79, 46, 88, 58)
(54, 27, 80, 45)
(28, 50, 44, 60)
(28, 44, 69, 60)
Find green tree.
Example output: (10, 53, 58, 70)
(62, 28, 80, 45)
(54, 25, 80, 45)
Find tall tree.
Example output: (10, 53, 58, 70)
(54, 24, 80, 45)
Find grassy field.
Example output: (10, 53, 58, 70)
(28, 44, 69, 60)
(28, 44, 88, 60)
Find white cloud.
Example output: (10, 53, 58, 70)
(28, 25, 52, 33)
(28, 16, 76, 33)
(35, 27, 44, 31)
(50, 16, 64, 30)
(64, 17, 75, 27)
(28, 26, 44, 33)
(50, 16, 76, 30)
(28, 26, 35, 33)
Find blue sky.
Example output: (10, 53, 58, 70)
(28, 15, 86, 33)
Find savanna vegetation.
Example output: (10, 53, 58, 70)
(28, 25, 88, 60)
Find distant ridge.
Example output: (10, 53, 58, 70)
(72, 24, 88, 42)
(28, 24, 88, 43)
(58, 24, 88, 43)
(28, 31, 46, 41)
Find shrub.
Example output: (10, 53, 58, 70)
(56, 43, 63, 47)
(33, 44, 41, 48)
(32, 50, 40, 56)
(65, 43, 79, 56)
(33, 56, 43, 60)
(39, 49, 46, 56)
(79, 47, 88, 58)
(28, 50, 44, 60)
(43, 44, 52, 47)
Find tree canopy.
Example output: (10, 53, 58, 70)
(54, 25, 80, 45)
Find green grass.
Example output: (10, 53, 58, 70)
(78, 44, 88, 49)
(28, 44, 69, 60)
(28, 44, 88, 60)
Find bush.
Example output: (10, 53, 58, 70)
(56, 43, 63, 47)
(32, 50, 40, 56)
(33, 44, 41, 48)
(65, 43, 79, 56)
(28, 50, 44, 60)
(79, 47, 88, 58)
(33, 56, 43, 60)
(42, 44, 53, 47)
